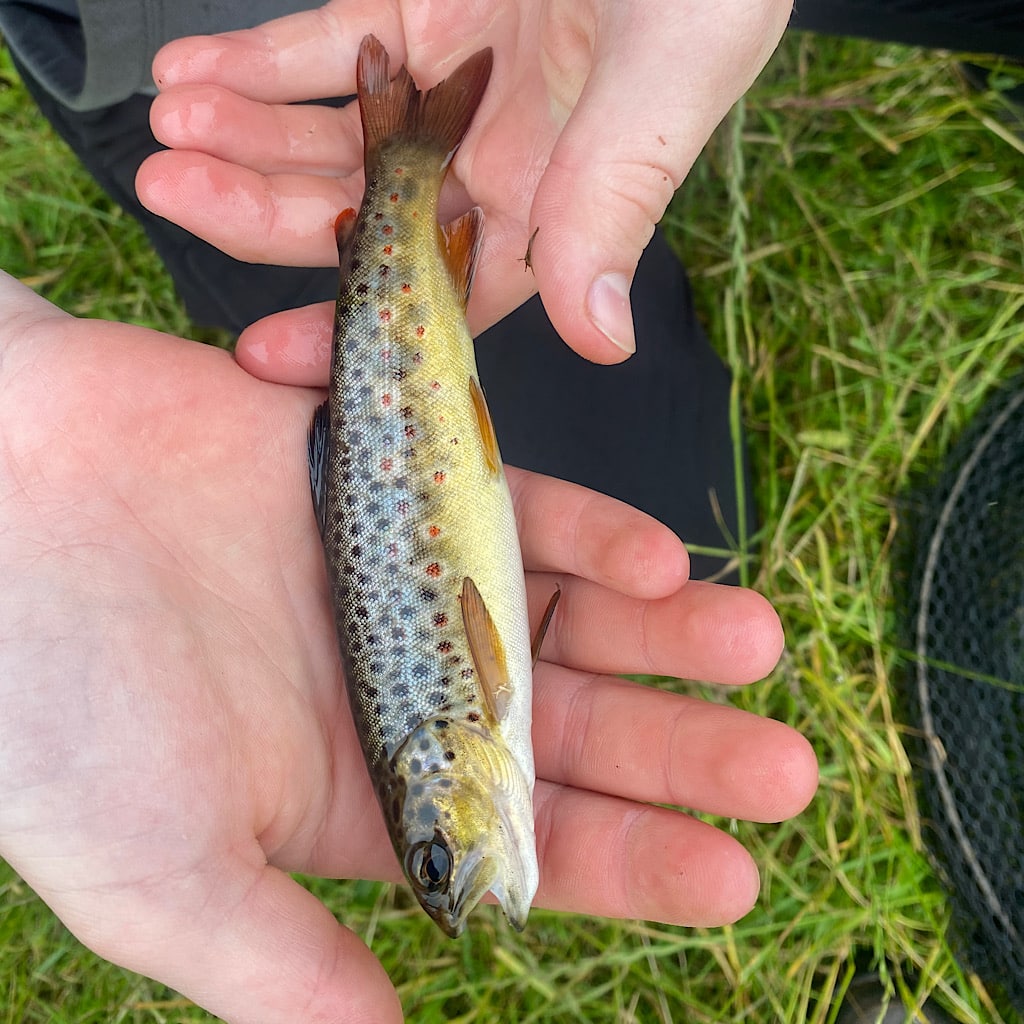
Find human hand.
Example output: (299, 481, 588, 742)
(0, 272, 815, 1023)
(136, 0, 793, 378)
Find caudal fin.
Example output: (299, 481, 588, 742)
(356, 35, 493, 168)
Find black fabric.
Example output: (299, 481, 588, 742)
(790, 0, 1024, 58)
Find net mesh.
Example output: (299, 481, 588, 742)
(897, 380, 1024, 1013)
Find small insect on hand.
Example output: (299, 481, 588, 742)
(519, 227, 539, 274)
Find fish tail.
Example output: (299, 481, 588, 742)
(356, 35, 493, 169)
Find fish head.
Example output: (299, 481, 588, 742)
(388, 716, 538, 937)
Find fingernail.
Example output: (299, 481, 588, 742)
(586, 273, 636, 355)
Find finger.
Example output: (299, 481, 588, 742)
(150, 84, 363, 178)
(235, 302, 335, 386)
(534, 783, 760, 927)
(135, 150, 350, 267)
(529, 5, 790, 363)
(534, 664, 818, 823)
(152, 10, 403, 103)
(509, 469, 688, 600)
(534, 576, 784, 684)
(52, 851, 402, 1024)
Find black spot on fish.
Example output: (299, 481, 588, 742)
(427, 690, 444, 705)
(467, 712, 480, 723)
(351, 258, 362, 271)
(444, 750, 456, 761)
(420, 588, 437, 602)
(351, 545, 362, 557)
(434, 720, 449, 730)
(355, 605, 368, 619)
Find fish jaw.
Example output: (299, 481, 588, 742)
(389, 716, 538, 937)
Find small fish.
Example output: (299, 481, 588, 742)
(308, 35, 556, 937)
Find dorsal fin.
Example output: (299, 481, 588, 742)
(356, 35, 493, 167)
(441, 207, 484, 308)
(460, 577, 511, 722)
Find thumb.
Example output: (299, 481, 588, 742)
(52, 851, 403, 1024)
(529, 2, 790, 364)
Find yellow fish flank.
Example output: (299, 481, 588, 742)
(307, 35, 553, 937)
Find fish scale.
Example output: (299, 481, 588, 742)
(307, 35, 543, 937)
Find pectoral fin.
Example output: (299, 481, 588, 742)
(308, 400, 331, 539)
(531, 586, 561, 666)
(461, 577, 511, 722)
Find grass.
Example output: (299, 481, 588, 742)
(2, 29, 1024, 1024)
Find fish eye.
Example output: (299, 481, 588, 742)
(407, 835, 452, 895)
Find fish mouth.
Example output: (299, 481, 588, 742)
(437, 846, 495, 938)
(442, 818, 534, 937)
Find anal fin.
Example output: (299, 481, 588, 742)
(441, 207, 484, 308)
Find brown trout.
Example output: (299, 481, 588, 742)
(308, 35, 551, 937)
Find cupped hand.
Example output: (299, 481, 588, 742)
(0, 272, 815, 1024)
(136, 0, 793, 379)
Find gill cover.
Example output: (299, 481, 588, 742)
(390, 716, 536, 937)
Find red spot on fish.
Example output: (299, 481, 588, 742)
(433, 471, 446, 484)
(428, 525, 441, 538)
(426, 563, 442, 578)
(405, 425, 416, 439)
(381, 393, 392, 407)
(382, 224, 393, 235)
(379, 309, 392, 322)
(415, 325, 425, 338)
(430, 380, 441, 391)
(394, 167, 404, 175)
(461, 667, 475, 679)
(387, 542, 398, 557)
(380, 457, 393, 471)
(401, 283, 412, 293)
(434, 612, 448, 628)
(438, 640, 453, 653)
(390, 193, 399, 202)
(397, 500, 410, 515)
(383, 245, 393, 255)
(380, 348, 391, 361)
